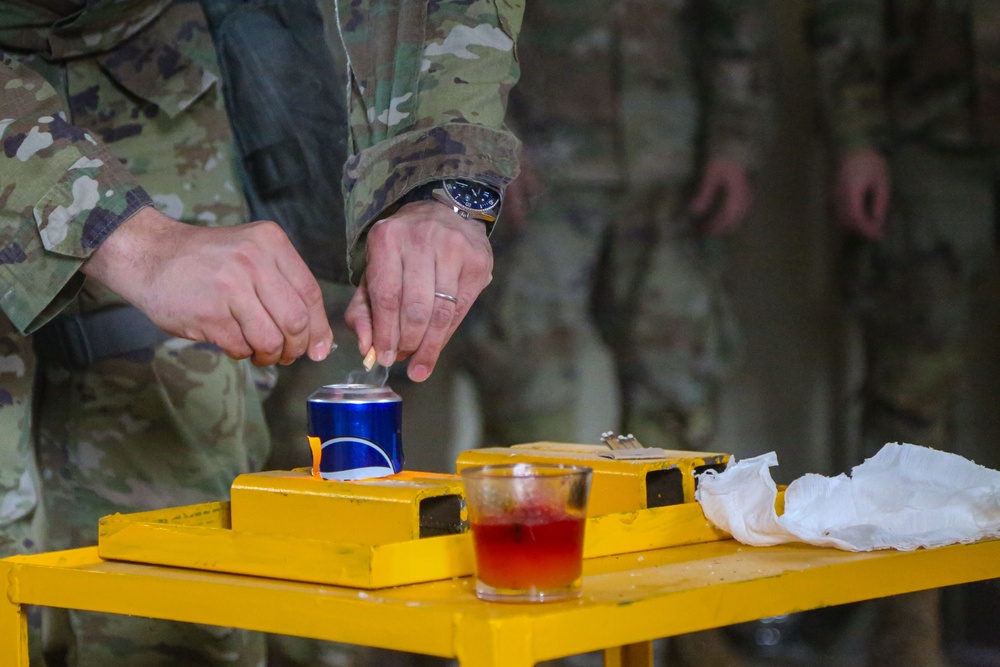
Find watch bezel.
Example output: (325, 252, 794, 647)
(441, 179, 501, 213)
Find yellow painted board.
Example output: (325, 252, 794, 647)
(98, 499, 730, 588)
(456, 444, 728, 514)
(7, 538, 1000, 667)
(230, 470, 465, 544)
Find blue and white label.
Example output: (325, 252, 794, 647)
(318, 436, 398, 481)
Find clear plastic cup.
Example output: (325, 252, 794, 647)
(460, 463, 593, 602)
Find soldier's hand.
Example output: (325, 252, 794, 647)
(833, 147, 890, 240)
(689, 157, 755, 236)
(83, 207, 334, 367)
(345, 199, 493, 382)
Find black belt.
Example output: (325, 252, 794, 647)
(33, 306, 172, 370)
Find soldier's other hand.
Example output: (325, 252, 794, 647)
(83, 207, 334, 367)
(833, 147, 890, 240)
(345, 199, 493, 383)
(689, 157, 754, 236)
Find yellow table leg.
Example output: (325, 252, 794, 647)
(455, 616, 536, 667)
(0, 561, 30, 667)
(604, 641, 653, 667)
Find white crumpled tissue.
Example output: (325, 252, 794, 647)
(695, 442, 1000, 552)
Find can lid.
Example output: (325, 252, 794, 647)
(309, 383, 401, 404)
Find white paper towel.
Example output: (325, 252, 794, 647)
(695, 443, 1000, 552)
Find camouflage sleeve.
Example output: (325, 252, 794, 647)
(0, 52, 152, 335)
(336, 0, 523, 283)
(809, 0, 890, 153)
(701, 0, 775, 171)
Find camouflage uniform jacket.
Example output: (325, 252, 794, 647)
(811, 0, 1000, 152)
(338, 0, 524, 282)
(0, 0, 525, 330)
(508, 0, 772, 188)
(0, 0, 185, 335)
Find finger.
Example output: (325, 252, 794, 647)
(227, 295, 286, 366)
(842, 183, 867, 233)
(252, 264, 314, 365)
(868, 182, 890, 239)
(366, 225, 403, 367)
(441, 243, 493, 350)
(398, 238, 437, 357)
(406, 266, 461, 383)
(345, 276, 373, 356)
(206, 318, 255, 361)
(270, 232, 334, 362)
(688, 179, 716, 216)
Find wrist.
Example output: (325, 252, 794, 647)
(83, 206, 175, 304)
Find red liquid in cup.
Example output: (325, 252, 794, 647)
(470, 509, 586, 590)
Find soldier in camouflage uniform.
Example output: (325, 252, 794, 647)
(337, 0, 522, 384)
(811, 1, 1000, 665)
(200, 1, 523, 665)
(457, 1, 771, 665)
(0, 1, 334, 663)
(0, 0, 521, 665)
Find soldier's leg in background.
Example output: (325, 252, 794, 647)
(852, 146, 995, 456)
(596, 186, 746, 667)
(597, 186, 741, 452)
(461, 188, 610, 447)
(0, 318, 48, 666)
(849, 145, 997, 667)
(34, 8, 268, 662)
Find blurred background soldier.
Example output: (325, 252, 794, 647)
(457, 0, 773, 665)
(811, 1, 1000, 665)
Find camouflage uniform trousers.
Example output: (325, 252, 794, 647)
(842, 142, 1000, 667)
(461, 181, 742, 451)
(0, 12, 270, 664)
(846, 142, 999, 458)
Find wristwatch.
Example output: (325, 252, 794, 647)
(402, 179, 502, 224)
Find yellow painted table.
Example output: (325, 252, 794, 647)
(3, 536, 999, 666)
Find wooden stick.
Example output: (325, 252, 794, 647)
(363, 346, 377, 372)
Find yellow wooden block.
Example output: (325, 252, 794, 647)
(455, 443, 728, 515)
(230, 469, 466, 545)
(97, 498, 731, 589)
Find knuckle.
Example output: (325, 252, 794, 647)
(250, 328, 284, 358)
(429, 303, 453, 329)
(280, 308, 311, 337)
(372, 287, 402, 313)
(298, 279, 324, 309)
(402, 301, 432, 327)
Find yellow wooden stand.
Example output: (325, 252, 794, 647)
(231, 469, 466, 543)
(2, 443, 999, 666)
(456, 443, 728, 514)
(4, 536, 999, 666)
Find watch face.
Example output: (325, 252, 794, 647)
(444, 180, 500, 211)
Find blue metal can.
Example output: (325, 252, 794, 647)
(307, 384, 404, 481)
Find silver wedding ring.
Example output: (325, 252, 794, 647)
(434, 291, 459, 304)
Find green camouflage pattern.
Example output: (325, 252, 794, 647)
(812, 3, 1000, 457)
(337, 0, 524, 282)
(460, 0, 771, 450)
(0, 51, 152, 335)
(840, 143, 999, 458)
(0, 1, 268, 664)
(811, 0, 1000, 151)
(507, 0, 772, 188)
(463, 186, 742, 451)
